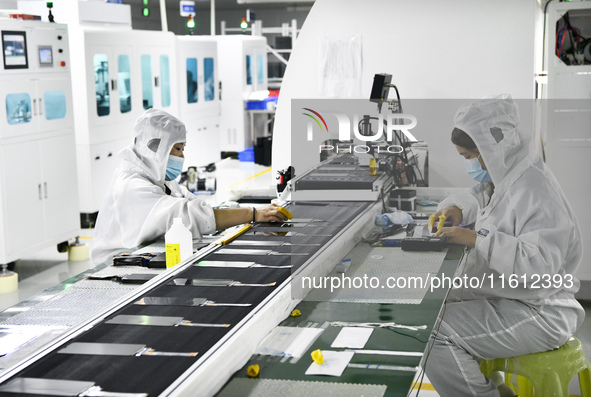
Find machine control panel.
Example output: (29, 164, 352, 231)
(0, 20, 69, 73)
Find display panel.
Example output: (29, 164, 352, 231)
(2, 31, 28, 70)
(39, 46, 53, 66)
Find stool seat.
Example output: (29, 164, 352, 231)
(480, 337, 591, 397)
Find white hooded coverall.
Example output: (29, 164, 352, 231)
(92, 109, 216, 265)
(424, 96, 585, 396)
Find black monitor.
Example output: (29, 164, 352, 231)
(2, 30, 28, 70)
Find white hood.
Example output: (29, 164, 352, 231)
(453, 94, 529, 188)
(120, 108, 187, 186)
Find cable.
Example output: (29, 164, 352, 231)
(386, 327, 429, 344)
(542, 0, 556, 72)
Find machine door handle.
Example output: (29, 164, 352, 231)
(38, 184, 42, 200)
(39, 98, 43, 115)
(33, 99, 37, 116)
(111, 79, 117, 91)
(154, 76, 159, 87)
(44, 182, 48, 199)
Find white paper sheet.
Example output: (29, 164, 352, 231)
(256, 327, 324, 358)
(331, 327, 373, 349)
(305, 351, 355, 377)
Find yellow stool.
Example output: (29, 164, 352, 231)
(480, 337, 591, 397)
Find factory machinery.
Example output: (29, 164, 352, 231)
(0, 200, 380, 396)
(0, 193, 460, 396)
(0, 15, 269, 268)
(0, 64, 446, 394)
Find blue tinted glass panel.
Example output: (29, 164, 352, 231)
(6, 93, 32, 125)
(43, 90, 66, 120)
(246, 55, 252, 85)
(204, 57, 214, 102)
(160, 55, 171, 107)
(118, 55, 131, 113)
(257, 54, 264, 84)
(141, 55, 153, 110)
(186, 58, 198, 104)
(94, 54, 109, 116)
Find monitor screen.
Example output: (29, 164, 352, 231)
(39, 46, 53, 66)
(2, 31, 28, 70)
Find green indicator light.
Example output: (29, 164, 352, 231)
(240, 20, 248, 29)
(187, 20, 195, 28)
(143, 7, 149, 17)
(143, 0, 148, 4)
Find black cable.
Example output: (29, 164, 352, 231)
(541, 0, 556, 163)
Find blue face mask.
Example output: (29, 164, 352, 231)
(465, 155, 492, 183)
(165, 155, 184, 181)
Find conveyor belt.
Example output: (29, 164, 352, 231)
(0, 201, 372, 397)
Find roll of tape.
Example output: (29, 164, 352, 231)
(0, 272, 18, 294)
(68, 244, 90, 261)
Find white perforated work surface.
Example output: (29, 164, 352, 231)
(0, 265, 164, 327)
(217, 378, 387, 397)
(304, 245, 447, 304)
(0, 288, 133, 327)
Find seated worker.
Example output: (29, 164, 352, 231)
(92, 109, 286, 264)
(425, 95, 584, 396)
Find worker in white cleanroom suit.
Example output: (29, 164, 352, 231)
(425, 95, 585, 396)
(92, 109, 285, 265)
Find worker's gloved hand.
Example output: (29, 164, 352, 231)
(435, 227, 477, 248)
(255, 204, 288, 223)
(430, 206, 463, 228)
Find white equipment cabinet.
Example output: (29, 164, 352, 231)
(543, 2, 591, 283)
(68, 28, 178, 225)
(216, 35, 268, 153)
(176, 36, 221, 167)
(0, 20, 80, 265)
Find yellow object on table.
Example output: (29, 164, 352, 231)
(247, 364, 260, 378)
(290, 309, 301, 317)
(311, 349, 324, 365)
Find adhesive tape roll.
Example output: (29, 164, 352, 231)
(0, 272, 18, 294)
(68, 244, 90, 261)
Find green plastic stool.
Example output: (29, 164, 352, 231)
(480, 337, 591, 397)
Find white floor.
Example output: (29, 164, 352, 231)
(1, 158, 590, 396)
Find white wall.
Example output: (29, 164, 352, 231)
(273, 0, 542, 187)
